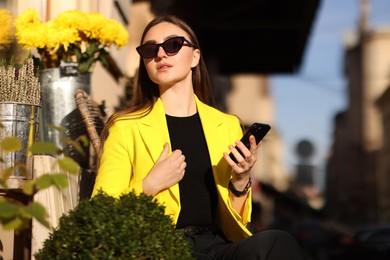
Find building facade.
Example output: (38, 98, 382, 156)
(376, 72, 390, 221)
(326, 28, 390, 225)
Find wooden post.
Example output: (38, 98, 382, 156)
(0, 212, 15, 260)
(0, 191, 31, 260)
(30, 155, 79, 258)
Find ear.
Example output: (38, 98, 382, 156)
(191, 49, 200, 68)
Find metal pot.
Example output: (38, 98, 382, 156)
(39, 68, 90, 151)
(0, 102, 40, 187)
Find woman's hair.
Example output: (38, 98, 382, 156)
(99, 15, 214, 145)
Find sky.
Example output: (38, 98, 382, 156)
(271, 0, 390, 188)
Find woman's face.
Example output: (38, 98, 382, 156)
(141, 22, 200, 89)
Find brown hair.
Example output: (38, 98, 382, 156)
(99, 15, 214, 145)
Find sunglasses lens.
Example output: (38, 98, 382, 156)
(162, 37, 185, 54)
(137, 44, 158, 59)
(136, 37, 189, 59)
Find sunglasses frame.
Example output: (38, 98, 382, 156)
(136, 36, 194, 59)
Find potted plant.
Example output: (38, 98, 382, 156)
(35, 191, 194, 259)
(0, 57, 41, 188)
(0, 57, 80, 230)
(14, 8, 129, 152)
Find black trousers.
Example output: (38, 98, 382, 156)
(184, 229, 307, 260)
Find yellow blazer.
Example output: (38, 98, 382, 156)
(92, 95, 253, 242)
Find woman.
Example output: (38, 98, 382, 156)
(92, 15, 305, 259)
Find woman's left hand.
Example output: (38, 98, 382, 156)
(223, 135, 261, 178)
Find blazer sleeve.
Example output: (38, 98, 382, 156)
(231, 117, 252, 225)
(218, 115, 253, 242)
(92, 121, 134, 198)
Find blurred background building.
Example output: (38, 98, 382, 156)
(325, 2, 390, 225)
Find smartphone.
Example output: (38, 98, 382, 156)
(229, 123, 271, 163)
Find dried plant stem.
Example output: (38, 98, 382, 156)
(0, 58, 41, 106)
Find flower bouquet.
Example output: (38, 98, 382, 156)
(15, 9, 129, 74)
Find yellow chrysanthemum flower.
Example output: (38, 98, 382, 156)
(0, 9, 14, 50)
(53, 10, 87, 34)
(16, 23, 45, 49)
(42, 22, 79, 53)
(14, 8, 129, 73)
(85, 12, 108, 39)
(15, 8, 44, 49)
(15, 8, 41, 27)
(99, 19, 129, 48)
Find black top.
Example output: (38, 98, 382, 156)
(166, 112, 218, 228)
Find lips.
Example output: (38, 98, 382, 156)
(157, 63, 172, 71)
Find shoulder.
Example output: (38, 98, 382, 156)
(196, 99, 243, 138)
(197, 99, 241, 125)
(108, 108, 149, 132)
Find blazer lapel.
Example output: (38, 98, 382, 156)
(137, 98, 180, 204)
(138, 98, 170, 162)
(196, 97, 227, 168)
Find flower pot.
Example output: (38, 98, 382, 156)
(0, 102, 40, 189)
(39, 67, 90, 153)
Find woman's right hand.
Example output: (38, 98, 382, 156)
(142, 143, 186, 196)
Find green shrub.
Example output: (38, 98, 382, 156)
(35, 191, 193, 260)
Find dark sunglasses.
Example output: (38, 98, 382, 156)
(136, 36, 194, 59)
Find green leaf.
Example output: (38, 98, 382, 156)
(19, 206, 33, 219)
(1, 166, 15, 180)
(50, 174, 69, 188)
(23, 202, 50, 229)
(73, 47, 81, 58)
(86, 40, 99, 56)
(78, 135, 89, 147)
(58, 157, 80, 174)
(60, 136, 87, 157)
(29, 141, 59, 155)
(35, 175, 54, 190)
(0, 137, 22, 152)
(34, 174, 69, 191)
(47, 124, 67, 133)
(0, 178, 7, 188)
(0, 201, 19, 218)
(1, 216, 25, 230)
(23, 180, 36, 195)
(78, 61, 90, 74)
(99, 49, 109, 68)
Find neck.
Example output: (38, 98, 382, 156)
(160, 83, 197, 117)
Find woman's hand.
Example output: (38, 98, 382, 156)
(223, 135, 260, 189)
(143, 143, 186, 196)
